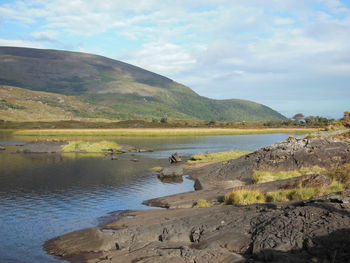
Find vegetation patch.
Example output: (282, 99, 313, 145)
(187, 150, 249, 164)
(150, 166, 163, 172)
(11, 128, 316, 137)
(224, 190, 266, 205)
(193, 199, 213, 208)
(61, 141, 120, 153)
(0, 99, 26, 110)
(252, 166, 327, 184)
(226, 164, 350, 205)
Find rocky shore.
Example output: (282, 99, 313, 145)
(45, 130, 350, 263)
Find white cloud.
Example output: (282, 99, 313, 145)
(0, 39, 43, 48)
(120, 41, 196, 76)
(274, 18, 295, 25)
(0, 0, 350, 117)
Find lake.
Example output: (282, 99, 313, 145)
(0, 133, 296, 263)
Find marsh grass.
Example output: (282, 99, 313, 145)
(193, 199, 213, 208)
(187, 150, 249, 164)
(11, 128, 316, 137)
(61, 141, 120, 153)
(252, 166, 327, 184)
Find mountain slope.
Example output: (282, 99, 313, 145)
(0, 85, 119, 121)
(0, 47, 285, 121)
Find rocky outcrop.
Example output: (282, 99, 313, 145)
(45, 191, 350, 263)
(188, 132, 350, 190)
(158, 166, 184, 180)
(17, 140, 67, 153)
(144, 173, 331, 208)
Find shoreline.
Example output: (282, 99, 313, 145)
(2, 127, 316, 137)
(44, 129, 350, 263)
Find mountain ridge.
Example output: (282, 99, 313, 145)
(0, 46, 285, 122)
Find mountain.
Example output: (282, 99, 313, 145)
(0, 47, 285, 122)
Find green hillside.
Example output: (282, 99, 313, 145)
(0, 47, 285, 122)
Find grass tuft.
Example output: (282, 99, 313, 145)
(193, 199, 213, 208)
(61, 140, 120, 153)
(225, 190, 266, 205)
(187, 150, 249, 164)
(149, 166, 163, 172)
(252, 166, 327, 184)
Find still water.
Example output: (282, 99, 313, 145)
(0, 133, 295, 263)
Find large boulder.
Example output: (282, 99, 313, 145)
(158, 166, 184, 180)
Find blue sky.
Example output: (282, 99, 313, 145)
(0, 0, 349, 118)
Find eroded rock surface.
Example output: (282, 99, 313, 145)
(46, 192, 350, 263)
(189, 133, 350, 189)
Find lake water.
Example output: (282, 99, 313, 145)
(0, 133, 296, 263)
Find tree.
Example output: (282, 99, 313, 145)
(292, 113, 305, 121)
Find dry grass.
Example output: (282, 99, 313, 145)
(12, 128, 316, 137)
(149, 166, 163, 172)
(225, 190, 266, 205)
(187, 150, 249, 164)
(193, 199, 213, 208)
(61, 141, 120, 153)
(252, 166, 327, 184)
(226, 178, 347, 205)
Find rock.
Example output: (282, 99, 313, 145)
(45, 194, 350, 263)
(17, 141, 67, 153)
(138, 149, 153, 152)
(189, 132, 350, 189)
(158, 166, 184, 180)
(169, 152, 182, 163)
(0, 146, 5, 150)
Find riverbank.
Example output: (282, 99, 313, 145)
(3, 127, 316, 137)
(45, 130, 350, 263)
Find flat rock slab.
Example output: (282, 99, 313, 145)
(45, 191, 350, 263)
(17, 141, 67, 153)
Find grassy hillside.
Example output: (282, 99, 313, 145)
(0, 85, 118, 121)
(0, 47, 285, 122)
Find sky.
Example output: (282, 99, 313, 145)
(0, 0, 349, 118)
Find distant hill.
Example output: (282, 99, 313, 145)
(0, 47, 285, 122)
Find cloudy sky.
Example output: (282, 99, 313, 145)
(0, 0, 349, 118)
